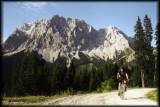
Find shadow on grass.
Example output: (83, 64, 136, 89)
(124, 97, 147, 100)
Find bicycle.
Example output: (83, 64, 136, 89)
(119, 80, 127, 100)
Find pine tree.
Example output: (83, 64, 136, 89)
(134, 16, 146, 88)
(143, 15, 154, 86)
(144, 15, 153, 45)
(154, 23, 159, 86)
(155, 23, 159, 48)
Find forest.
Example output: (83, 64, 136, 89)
(2, 15, 159, 97)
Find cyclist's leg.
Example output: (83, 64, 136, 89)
(125, 83, 127, 91)
(118, 82, 121, 96)
(124, 80, 127, 91)
(120, 82, 123, 96)
(121, 81, 125, 99)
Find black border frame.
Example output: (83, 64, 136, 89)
(0, 0, 159, 107)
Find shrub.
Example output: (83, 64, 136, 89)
(99, 78, 114, 92)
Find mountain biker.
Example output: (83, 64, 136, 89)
(117, 66, 129, 96)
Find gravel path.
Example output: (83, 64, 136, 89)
(42, 88, 158, 106)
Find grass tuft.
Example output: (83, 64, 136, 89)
(146, 89, 158, 101)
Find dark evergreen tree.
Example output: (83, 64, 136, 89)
(64, 59, 75, 93)
(153, 23, 159, 87)
(143, 15, 154, 86)
(143, 15, 153, 45)
(134, 16, 146, 88)
(155, 23, 159, 47)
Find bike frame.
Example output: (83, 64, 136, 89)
(118, 80, 126, 100)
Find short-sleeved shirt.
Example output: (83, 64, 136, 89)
(117, 71, 127, 83)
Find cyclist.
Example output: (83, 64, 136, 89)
(117, 66, 129, 96)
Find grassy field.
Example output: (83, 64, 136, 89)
(2, 91, 70, 105)
(146, 89, 158, 101)
(3, 96, 54, 103)
(2, 89, 97, 105)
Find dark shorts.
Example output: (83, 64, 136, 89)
(118, 80, 126, 84)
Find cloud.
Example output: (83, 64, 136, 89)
(18, 2, 49, 9)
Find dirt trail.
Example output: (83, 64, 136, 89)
(41, 88, 158, 106)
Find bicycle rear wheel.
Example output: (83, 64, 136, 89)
(120, 83, 125, 100)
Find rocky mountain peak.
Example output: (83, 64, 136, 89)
(3, 15, 134, 65)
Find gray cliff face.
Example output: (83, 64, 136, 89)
(3, 15, 134, 63)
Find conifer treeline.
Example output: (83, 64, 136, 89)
(134, 15, 158, 87)
(2, 51, 119, 96)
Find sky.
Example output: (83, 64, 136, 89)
(3, 2, 158, 46)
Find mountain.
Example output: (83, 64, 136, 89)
(3, 15, 134, 66)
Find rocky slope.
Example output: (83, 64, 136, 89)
(3, 15, 134, 66)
